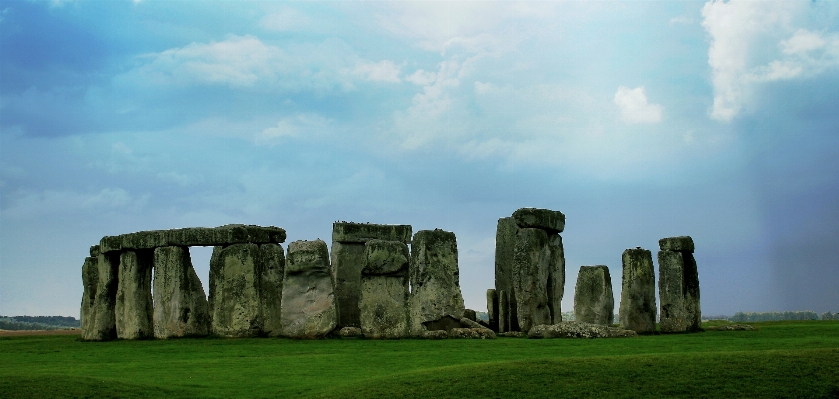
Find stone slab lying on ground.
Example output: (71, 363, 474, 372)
(658, 236, 695, 253)
(512, 208, 566, 233)
(337, 326, 362, 338)
(449, 327, 496, 339)
(527, 322, 638, 339)
(99, 224, 287, 253)
(153, 246, 210, 338)
(332, 222, 412, 244)
(574, 265, 614, 326)
(282, 239, 337, 338)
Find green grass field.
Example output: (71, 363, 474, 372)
(2, 320, 838, 398)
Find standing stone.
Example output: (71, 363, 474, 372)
(409, 229, 466, 335)
(574, 265, 614, 326)
(486, 289, 498, 332)
(494, 217, 519, 332)
(513, 228, 552, 334)
(116, 250, 154, 339)
(209, 243, 264, 337)
(331, 241, 366, 329)
(359, 240, 410, 338)
(260, 243, 285, 337)
(498, 290, 509, 333)
(658, 236, 701, 333)
(152, 246, 210, 338)
(82, 253, 119, 341)
(547, 234, 565, 324)
(80, 256, 99, 339)
(619, 248, 657, 334)
(281, 239, 337, 338)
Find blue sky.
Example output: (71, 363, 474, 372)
(1, 0, 838, 318)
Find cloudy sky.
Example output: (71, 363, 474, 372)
(1, 0, 838, 318)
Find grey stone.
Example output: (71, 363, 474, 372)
(152, 246, 210, 338)
(448, 327, 496, 339)
(513, 228, 551, 334)
(498, 290, 509, 333)
(494, 217, 518, 332)
(527, 322, 638, 339)
(260, 243, 285, 337)
(82, 253, 119, 341)
(574, 266, 615, 326)
(337, 326, 362, 338)
(498, 331, 525, 338)
(359, 240, 410, 339)
(209, 243, 264, 337)
(409, 229, 466, 335)
(99, 224, 286, 253)
(464, 309, 477, 322)
(331, 241, 365, 329)
(706, 324, 754, 331)
(421, 330, 449, 339)
(658, 249, 701, 333)
(116, 250, 154, 339)
(332, 222, 412, 244)
(619, 248, 657, 334)
(547, 233, 565, 324)
(658, 236, 695, 253)
(423, 315, 462, 332)
(89, 245, 100, 258)
(80, 257, 99, 339)
(487, 289, 499, 332)
(281, 239, 337, 338)
(512, 208, 565, 234)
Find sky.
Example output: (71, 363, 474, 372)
(1, 0, 838, 319)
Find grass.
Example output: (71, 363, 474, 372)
(1, 320, 838, 398)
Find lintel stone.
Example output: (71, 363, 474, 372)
(658, 236, 694, 253)
(99, 224, 286, 253)
(332, 222, 412, 244)
(512, 208, 565, 233)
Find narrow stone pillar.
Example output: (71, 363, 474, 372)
(80, 251, 99, 339)
(574, 265, 614, 326)
(513, 227, 552, 334)
(281, 239, 337, 338)
(486, 289, 498, 332)
(82, 252, 119, 341)
(494, 217, 518, 332)
(209, 243, 264, 337)
(359, 239, 410, 338)
(260, 243, 285, 337)
(619, 248, 657, 334)
(152, 246, 210, 338)
(331, 241, 366, 329)
(409, 229, 465, 336)
(547, 234, 565, 324)
(658, 236, 701, 333)
(498, 290, 508, 333)
(116, 250, 154, 339)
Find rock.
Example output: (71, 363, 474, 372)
(513, 228, 552, 334)
(658, 236, 694, 253)
(512, 208, 565, 234)
(332, 222, 412, 244)
(658, 248, 701, 333)
(209, 243, 264, 337)
(116, 250, 154, 339)
(80, 257, 99, 340)
(498, 331, 525, 338)
(464, 309, 477, 322)
(423, 315, 462, 332)
(619, 248, 657, 334)
(706, 324, 755, 331)
(359, 240, 410, 339)
(99, 225, 286, 253)
(82, 253, 119, 341)
(421, 330, 449, 339)
(527, 322, 638, 339)
(449, 328, 496, 339)
(409, 229, 466, 335)
(337, 326, 362, 338)
(487, 289, 499, 332)
(152, 246, 210, 338)
(498, 290, 509, 333)
(547, 233, 565, 324)
(89, 245, 100, 258)
(574, 266, 615, 326)
(331, 241, 365, 329)
(260, 243, 285, 337)
(494, 217, 518, 332)
(281, 239, 337, 338)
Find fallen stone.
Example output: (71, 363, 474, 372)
(547, 233, 565, 324)
(116, 250, 154, 339)
(498, 331, 525, 338)
(527, 322, 638, 339)
(513, 227, 552, 334)
(494, 217, 519, 332)
(409, 229, 466, 335)
(487, 289, 498, 332)
(706, 324, 755, 331)
(619, 248, 657, 334)
(99, 225, 286, 253)
(420, 330, 449, 339)
(260, 243, 285, 337)
(332, 222, 412, 244)
(359, 240, 410, 339)
(152, 246, 210, 338)
(337, 326, 362, 338)
(512, 208, 565, 234)
(574, 265, 615, 326)
(658, 236, 694, 253)
(449, 328, 496, 339)
(281, 239, 337, 338)
(82, 253, 119, 341)
(423, 315, 462, 332)
(209, 243, 264, 338)
(658, 248, 701, 333)
(331, 241, 365, 329)
(464, 309, 477, 322)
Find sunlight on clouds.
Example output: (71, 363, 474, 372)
(613, 86, 663, 124)
(259, 7, 311, 32)
(352, 60, 401, 83)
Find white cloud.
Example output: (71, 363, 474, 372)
(255, 113, 331, 146)
(614, 86, 663, 124)
(406, 69, 436, 86)
(352, 60, 401, 83)
(473, 81, 495, 95)
(1, 188, 147, 220)
(260, 7, 311, 32)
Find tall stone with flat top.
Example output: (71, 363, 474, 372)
(658, 236, 701, 333)
(494, 217, 518, 332)
(619, 248, 657, 334)
(209, 243, 264, 337)
(513, 228, 552, 333)
(409, 229, 465, 335)
(153, 246, 211, 338)
(282, 239, 336, 338)
(260, 243, 285, 337)
(116, 250, 154, 339)
(359, 239, 410, 338)
(82, 253, 119, 341)
(574, 265, 614, 326)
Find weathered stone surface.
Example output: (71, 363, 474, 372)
(513, 228, 551, 334)
(658, 236, 694, 253)
(260, 243, 285, 337)
(99, 224, 286, 253)
(449, 327, 496, 339)
(359, 240, 409, 339)
(423, 315, 462, 332)
(152, 246, 210, 338)
(498, 331, 525, 338)
(282, 239, 336, 338)
(574, 266, 614, 326)
(116, 250, 154, 339)
(421, 330, 449, 339)
(409, 229, 466, 335)
(494, 217, 518, 332)
(658, 249, 701, 333)
(332, 222, 412, 244)
(487, 289, 499, 332)
(331, 241, 365, 329)
(82, 253, 119, 341)
(498, 290, 509, 333)
(547, 234, 565, 324)
(464, 309, 477, 322)
(80, 257, 99, 339)
(209, 243, 264, 337)
(337, 326, 362, 338)
(619, 248, 657, 334)
(527, 322, 638, 339)
(512, 208, 565, 234)
(90, 245, 100, 258)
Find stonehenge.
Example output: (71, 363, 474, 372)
(619, 247, 657, 334)
(116, 250, 154, 339)
(409, 229, 467, 336)
(281, 239, 336, 338)
(574, 265, 614, 326)
(209, 243, 265, 338)
(658, 236, 701, 333)
(153, 246, 210, 338)
(359, 239, 410, 339)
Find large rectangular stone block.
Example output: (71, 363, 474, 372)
(486, 289, 498, 332)
(80, 256, 99, 339)
(359, 240, 410, 338)
(513, 227, 552, 334)
(331, 241, 366, 329)
(282, 239, 337, 338)
(260, 243, 285, 337)
(658, 236, 694, 253)
(82, 253, 119, 341)
(574, 265, 614, 326)
(209, 243, 264, 337)
(99, 224, 286, 253)
(512, 208, 565, 234)
(619, 248, 657, 334)
(494, 217, 519, 332)
(332, 222, 412, 244)
(153, 246, 210, 338)
(409, 229, 465, 335)
(547, 233, 565, 324)
(658, 249, 701, 333)
(116, 250, 154, 339)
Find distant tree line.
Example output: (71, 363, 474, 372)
(0, 316, 80, 331)
(730, 311, 820, 322)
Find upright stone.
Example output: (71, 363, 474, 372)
(658, 236, 701, 333)
(359, 240, 410, 338)
(80, 256, 99, 339)
(281, 239, 337, 338)
(619, 248, 657, 334)
(513, 228, 552, 334)
(547, 234, 565, 324)
(261, 243, 285, 337)
(82, 253, 119, 341)
(498, 290, 509, 333)
(331, 241, 366, 329)
(494, 217, 519, 331)
(152, 246, 210, 338)
(409, 229, 466, 335)
(116, 250, 154, 339)
(574, 265, 614, 326)
(209, 243, 264, 337)
(486, 289, 498, 332)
